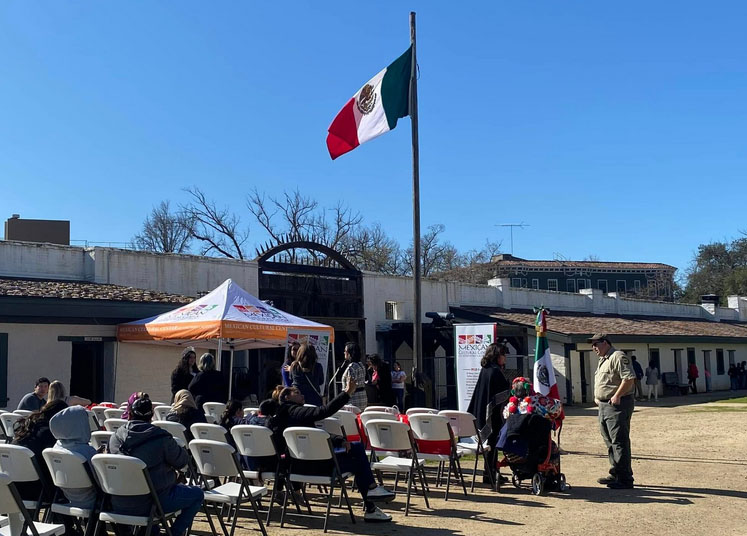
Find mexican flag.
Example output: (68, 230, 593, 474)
(326, 46, 412, 160)
(533, 308, 562, 403)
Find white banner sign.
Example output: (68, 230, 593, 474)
(286, 330, 331, 385)
(455, 323, 497, 412)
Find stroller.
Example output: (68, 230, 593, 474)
(496, 411, 567, 495)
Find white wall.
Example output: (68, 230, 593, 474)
(0, 241, 93, 281)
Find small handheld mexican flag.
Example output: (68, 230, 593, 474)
(326, 46, 412, 160)
(533, 308, 563, 413)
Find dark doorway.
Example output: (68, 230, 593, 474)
(579, 351, 588, 404)
(70, 342, 105, 403)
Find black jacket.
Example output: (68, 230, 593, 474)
(188, 370, 228, 408)
(170, 366, 197, 398)
(267, 391, 350, 454)
(165, 407, 207, 442)
(467, 364, 510, 442)
(375, 362, 396, 407)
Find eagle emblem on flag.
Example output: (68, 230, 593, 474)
(536, 363, 550, 387)
(356, 84, 377, 115)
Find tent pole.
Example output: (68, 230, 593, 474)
(228, 346, 235, 401)
(332, 344, 338, 398)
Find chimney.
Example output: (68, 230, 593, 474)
(700, 294, 719, 318)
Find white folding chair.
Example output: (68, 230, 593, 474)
(242, 408, 259, 418)
(363, 406, 397, 414)
(41, 448, 100, 536)
(333, 410, 361, 442)
(408, 413, 467, 500)
(188, 440, 267, 536)
(281, 427, 355, 533)
(406, 407, 439, 417)
(91, 454, 180, 536)
(439, 410, 494, 491)
(0, 473, 64, 536)
(0, 444, 50, 520)
(230, 426, 281, 523)
(153, 406, 173, 422)
(90, 432, 114, 451)
(190, 423, 228, 443)
(149, 402, 168, 408)
(86, 411, 100, 434)
(365, 419, 430, 516)
(103, 409, 124, 420)
(152, 421, 189, 447)
(202, 403, 226, 424)
(359, 411, 397, 428)
(14, 411, 34, 418)
(103, 419, 127, 433)
(342, 405, 361, 415)
(315, 418, 343, 437)
(90, 407, 109, 426)
(0, 414, 22, 440)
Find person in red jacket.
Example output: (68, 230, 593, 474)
(687, 363, 699, 394)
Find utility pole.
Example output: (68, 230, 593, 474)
(497, 223, 529, 255)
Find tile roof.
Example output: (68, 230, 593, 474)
(455, 305, 747, 340)
(492, 259, 675, 271)
(0, 277, 192, 304)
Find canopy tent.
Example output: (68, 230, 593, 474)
(117, 278, 335, 398)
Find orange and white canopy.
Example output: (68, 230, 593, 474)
(116, 279, 334, 349)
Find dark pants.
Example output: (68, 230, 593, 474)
(634, 379, 644, 399)
(598, 395, 634, 483)
(336, 442, 375, 503)
(688, 378, 697, 394)
(394, 389, 405, 410)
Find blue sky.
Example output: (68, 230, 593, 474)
(2, 2, 746, 276)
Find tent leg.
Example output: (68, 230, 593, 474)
(228, 347, 234, 400)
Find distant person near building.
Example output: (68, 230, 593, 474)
(591, 334, 636, 489)
(687, 363, 699, 394)
(631, 356, 644, 400)
(644, 361, 660, 401)
(17, 377, 50, 412)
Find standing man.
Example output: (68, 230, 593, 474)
(591, 334, 636, 489)
(17, 377, 50, 411)
(631, 356, 644, 400)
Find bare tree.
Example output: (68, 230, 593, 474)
(131, 201, 193, 254)
(181, 187, 250, 259)
(343, 223, 406, 274)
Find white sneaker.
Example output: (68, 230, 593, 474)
(364, 506, 392, 522)
(367, 486, 395, 502)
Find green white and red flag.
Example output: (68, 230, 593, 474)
(533, 308, 562, 407)
(326, 46, 412, 160)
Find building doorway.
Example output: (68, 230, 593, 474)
(70, 342, 110, 403)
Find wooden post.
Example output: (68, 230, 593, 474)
(410, 12, 423, 374)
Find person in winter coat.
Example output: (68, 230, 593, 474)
(108, 395, 203, 536)
(165, 389, 207, 442)
(281, 342, 300, 388)
(290, 343, 325, 406)
(12, 399, 68, 502)
(267, 375, 395, 522)
(369, 355, 396, 407)
(687, 363, 699, 394)
(170, 347, 198, 401)
(188, 353, 228, 409)
(49, 406, 98, 509)
(467, 343, 510, 483)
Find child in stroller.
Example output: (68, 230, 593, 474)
(496, 377, 567, 495)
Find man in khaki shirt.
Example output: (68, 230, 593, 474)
(591, 333, 636, 489)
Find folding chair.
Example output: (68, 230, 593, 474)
(230, 426, 282, 524)
(41, 448, 100, 536)
(153, 406, 173, 421)
(91, 454, 181, 536)
(0, 473, 64, 536)
(242, 408, 259, 418)
(13, 411, 33, 418)
(408, 414, 467, 500)
(90, 432, 114, 451)
(439, 410, 495, 491)
(0, 414, 22, 441)
(405, 407, 439, 417)
(150, 403, 168, 408)
(0, 444, 51, 520)
(333, 411, 361, 442)
(152, 421, 189, 447)
(90, 407, 109, 426)
(103, 409, 124, 420)
(280, 427, 355, 533)
(359, 411, 397, 428)
(315, 418, 343, 437)
(202, 403, 226, 425)
(188, 439, 267, 536)
(365, 419, 430, 516)
(86, 411, 100, 434)
(342, 405, 361, 415)
(363, 406, 396, 414)
(103, 419, 127, 433)
(190, 423, 228, 443)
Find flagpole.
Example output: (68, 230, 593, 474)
(410, 11, 423, 376)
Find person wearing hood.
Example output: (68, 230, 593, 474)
(49, 406, 98, 509)
(108, 395, 203, 536)
(188, 353, 228, 409)
(121, 391, 145, 420)
(165, 389, 206, 442)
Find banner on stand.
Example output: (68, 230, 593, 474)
(455, 323, 497, 412)
(287, 330, 331, 383)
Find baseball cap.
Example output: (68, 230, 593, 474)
(588, 333, 609, 343)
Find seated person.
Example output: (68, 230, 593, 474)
(49, 406, 98, 509)
(246, 399, 277, 427)
(47, 380, 91, 407)
(165, 389, 206, 442)
(268, 376, 394, 522)
(17, 377, 50, 412)
(109, 395, 203, 536)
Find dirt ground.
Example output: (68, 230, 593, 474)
(191, 395, 747, 536)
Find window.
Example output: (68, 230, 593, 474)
(616, 280, 627, 293)
(728, 350, 736, 366)
(597, 280, 608, 293)
(649, 348, 660, 370)
(648, 280, 658, 296)
(531, 279, 539, 290)
(716, 349, 725, 375)
(547, 279, 558, 291)
(385, 301, 398, 320)
(566, 279, 577, 293)
(687, 347, 696, 365)
(577, 279, 588, 290)
(511, 278, 522, 288)
(634, 280, 641, 292)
